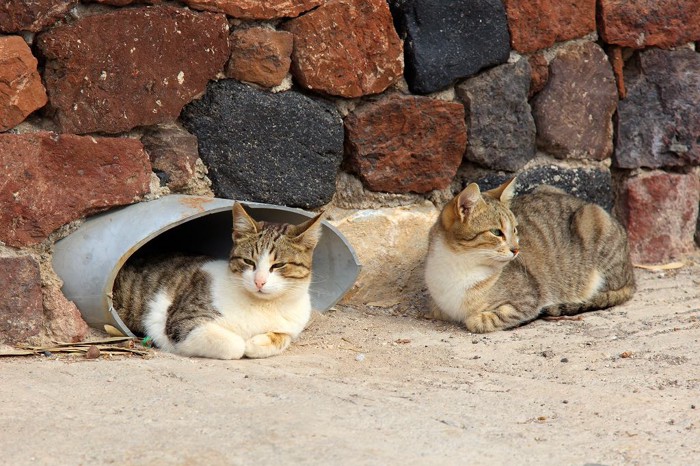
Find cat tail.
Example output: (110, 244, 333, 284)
(540, 283, 636, 317)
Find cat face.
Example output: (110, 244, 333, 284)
(441, 179, 520, 265)
(229, 203, 322, 300)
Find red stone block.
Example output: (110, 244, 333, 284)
(0, 36, 48, 132)
(183, 0, 322, 19)
(284, 0, 403, 98)
(599, 0, 700, 49)
(226, 28, 293, 88)
(0, 255, 44, 344)
(617, 171, 700, 264)
(0, 0, 76, 33)
(0, 132, 152, 247)
(36, 5, 230, 134)
(345, 95, 466, 193)
(503, 0, 595, 53)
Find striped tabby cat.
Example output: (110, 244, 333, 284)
(425, 179, 635, 333)
(113, 203, 323, 359)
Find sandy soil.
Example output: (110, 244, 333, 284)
(2, 258, 699, 465)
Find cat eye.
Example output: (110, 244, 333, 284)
(241, 258, 256, 268)
(490, 229, 504, 237)
(270, 263, 286, 271)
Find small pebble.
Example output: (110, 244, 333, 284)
(620, 351, 633, 359)
(85, 345, 100, 359)
(355, 353, 365, 362)
(42, 351, 53, 357)
(560, 357, 569, 363)
(541, 350, 555, 358)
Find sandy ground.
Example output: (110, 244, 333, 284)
(2, 257, 700, 466)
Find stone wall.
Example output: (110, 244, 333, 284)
(1, 0, 699, 343)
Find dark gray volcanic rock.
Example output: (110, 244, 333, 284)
(181, 80, 344, 209)
(390, 0, 511, 94)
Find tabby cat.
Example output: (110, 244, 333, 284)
(424, 179, 635, 333)
(113, 203, 323, 359)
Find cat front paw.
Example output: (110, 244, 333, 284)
(465, 306, 520, 333)
(244, 332, 291, 359)
(465, 312, 502, 333)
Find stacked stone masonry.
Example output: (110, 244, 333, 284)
(0, 0, 699, 343)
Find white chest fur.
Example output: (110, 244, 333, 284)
(424, 234, 496, 320)
(202, 260, 312, 339)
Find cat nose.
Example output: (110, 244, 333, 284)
(255, 275, 267, 290)
(511, 248, 520, 257)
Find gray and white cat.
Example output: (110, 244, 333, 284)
(113, 203, 323, 359)
(425, 179, 635, 332)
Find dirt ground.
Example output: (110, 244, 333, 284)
(2, 257, 699, 466)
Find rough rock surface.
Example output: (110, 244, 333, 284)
(43, 286, 89, 343)
(0, 132, 151, 247)
(141, 125, 201, 192)
(532, 42, 618, 161)
(503, 0, 595, 53)
(528, 53, 549, 98)
(181, 80, 343, 209)
(331, 203, 438, 308)
(0, 0, 77, 33)
(183, 0, 323, 19)
(0, 36, 48, 132)
(460, 163, 614, 211)
(614, 49, 700, 169)
(0, 255, 44, 344)
(36, 5, 230, 134)
(344, 94, 466, 194)
(283, 0, 403, 98)
(390, 0, 510, 94)
(598, 0, 700, 49)
(226, 28, 293, 88)
(617, 171, 700, 264)
(456, 59, 535, 172)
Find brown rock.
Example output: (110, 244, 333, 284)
(43, 286, 89, 343)
(345, 94, 466, 194)
(617, 171, 700, 264)
(141, 126, 200, 192)
(0, 36, 48, 132)
(0, 0, 77, 33)
(0, 132, 151, 247)
(0, 255, 44, 344)
(183, 0, 323, 19)
(36, 5, 230, 134)
(226, 28, 293, 88)
(528, 53, 549, 98)
(607, 46, 626, 99)
(598, 0, 700, 49)
(283, 0, 403, 98)
(89, 0, 162, 5)
(532, 42, 618, 161)
(503, 0, 595, 53)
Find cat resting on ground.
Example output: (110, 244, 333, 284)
(113, 203, 323, 359)
(424, 179, 635, 333)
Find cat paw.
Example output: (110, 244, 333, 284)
(465, 311, 511, 333)
(175, 324, 245, 360)
(244, 332, 291, 359)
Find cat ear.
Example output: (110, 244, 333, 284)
(455, 183, 483, 222)
(232, 203, 259, 239)
(290, 213, 324, 249)
(484, 177, 517, 206)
